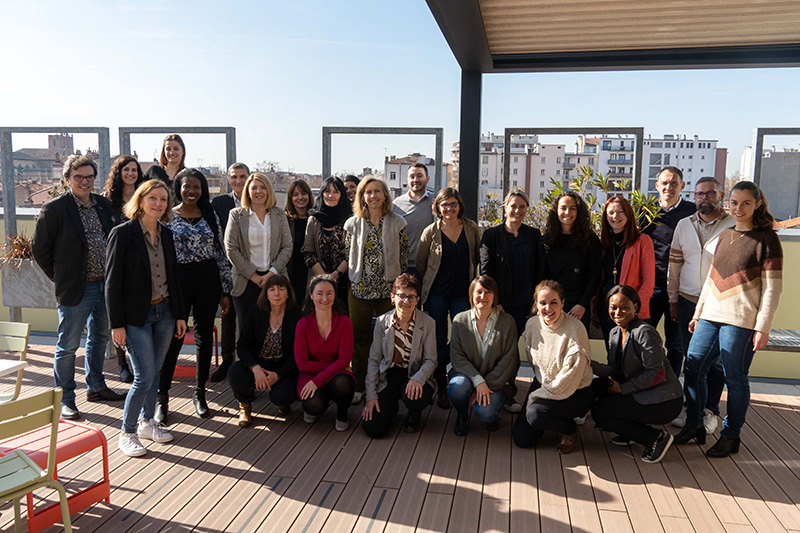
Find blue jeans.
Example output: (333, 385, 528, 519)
(54, 280, 110, 406)
(448, 373, 507, 424)
(646, 285, 683, 375)
(425, 293, 470, 387)
(122, 299, 175, 434)
(677, 296, 724, 414)
(684, 319, 755, 439)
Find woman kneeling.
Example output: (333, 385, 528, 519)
(513, 280, 594, 454)
(228, 274, 301, 428)
(362, 274, 437, 438)
(591, 285, 683, 463)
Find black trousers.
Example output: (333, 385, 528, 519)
(233, 278, 263, 337)
(220, 296, 236, 362)
(302, 373, 355, 422)
(513, 380, 595, 448)
(227, 361, 296, 406)
(362, 366, 435, 439)
(159, 259, 222, 394)
(591, 384, 683, 446)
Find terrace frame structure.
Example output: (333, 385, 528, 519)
(322, 127, 445, 191)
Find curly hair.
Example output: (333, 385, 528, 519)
(102, 155, 144, 211)
(543, 191, 594, 250)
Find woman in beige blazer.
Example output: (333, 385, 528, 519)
(224, 172, 292, 333)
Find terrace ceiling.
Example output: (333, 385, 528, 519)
(427, 0, 800, 72)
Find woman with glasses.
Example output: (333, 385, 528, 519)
(362, 274, 437, 437)
(416, 188, 480, 409)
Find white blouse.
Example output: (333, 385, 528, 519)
(248, 209, 274, 272)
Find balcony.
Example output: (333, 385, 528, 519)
(604, 145, 634, 152)
(562, 162, 575, 169)
(607, 157, 633, 165)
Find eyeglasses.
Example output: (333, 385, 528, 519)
(440, 201, 459, 210)
(71, 175, 95, 183)
(394, 293, 419, 302)
(694, 191, 718, 199)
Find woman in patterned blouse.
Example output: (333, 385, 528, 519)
(156, 168, 233, 423)
(228, 274, 301, 428)
(344, 177, 410, 404)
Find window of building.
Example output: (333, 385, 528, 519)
(539, 193, 544, 199)
(512, 180, 518, 187)
(513, 168, 518, 175)
(557, 157, 562, 163)
(390, 172, 396, 181)
(541, 157, 546, 163)
(481, 168, 488, 177)
(589, 158, 594, 165)
(482, 156, 489, 164)
(701, 155, 705, 159)
(688, 155, 692, 159)
(577, 158, 581, 163)
(556, 170, 561, 175)
(701, 168, 704, 172)
(539, 181, 544, 187)
(540, 169, 545, 175)
(603, 141, 611, 150)
(688, 143, 693, 148)
(513, 156, 518, 163)
(652, 142, 663, 148)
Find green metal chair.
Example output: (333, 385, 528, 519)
(0, 321, 31, 404)
(0, 388, 72, 533)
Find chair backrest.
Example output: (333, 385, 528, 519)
(0, 388, 62, 480)
(0, 321, 30, 404)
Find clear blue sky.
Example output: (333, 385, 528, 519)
(2, 0, 800, 176)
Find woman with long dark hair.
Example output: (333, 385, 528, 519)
(285, 179, 315, 304)
(158, 134, 186, 184)
(676, 182, 783, 457)
(156, 168, 232, 423)
(539, 191, 601, 332)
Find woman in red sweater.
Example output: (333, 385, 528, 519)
(295, 275, 355, 431)
(597, 196, 655, 349)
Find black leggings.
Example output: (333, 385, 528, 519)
(227, 361, 297, 407)
(362, 366, 434, 439)
(160, 259, 222, 394)
(591, 384, 683, 446)
(302, 373, 355, 422)
(513, 380, 595, 448)
(232, 278, 262, 337)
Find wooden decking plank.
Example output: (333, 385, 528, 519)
(597, 509, 634, 532)
(739, 408, 800, 484)
(447, 425, 490, 533)
(482, 419, 511, 501)
(578, 423, 627, 512)
(416, 492, 453, 533)
(750, 395, 800, 457)
(428, 409, 463, 495)
(374, 405, 429, 490)
(560, 433, 603, 533)
(479, 497, 510, 533)
(323, 408, 373, 483)
(350, 487, 398, 533)
(535, 433, 571, 533)
(604, 438, 665, 533)
(222, 475, 292, 533)
(285, 481, 345, 533)
(509, 416, 540, 533)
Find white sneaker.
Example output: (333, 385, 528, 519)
(335, 419, 349, 432)
(351, 392, 364, 406)
(703, 409, 719, 434)
(119, 432, 146, 457)
(138, 419, 173, 443)
(304, 412, 318, 423)
(671, 408, 687, 428)
(574, 416, 587, 426)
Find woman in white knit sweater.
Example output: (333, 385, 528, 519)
(512, 280, 594, 453)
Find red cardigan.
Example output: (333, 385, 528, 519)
(294, 311, 354, 393)
(603, 234, 656, 319)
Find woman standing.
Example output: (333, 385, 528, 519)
(345, 177, 410, 404)
(225, 173, 293, 333)
(228, 275, 301, 427)
(448, 276, 520, 436)
(676, 182, 782, 457)
(539, 191, 602, 332)
(102, 155, 146, 383)
(158, 134, 186, 184)
(285, 179, 315, 304)
(591, 285, 683, 464)
(295, 275, 356, 431)
(417, 188, 480, 409)
(106, 179, 187, 457)
(157, 169, 232, 422)
(302, 177, 351, 305)
(513, 281, 594, 453)
(597, 196, 655, 346)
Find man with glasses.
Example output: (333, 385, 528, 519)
(33, 154, 125, 420)
(392, 163, 434, 279)
(641, 166, 696, 376)
(667, 176, 734, 432)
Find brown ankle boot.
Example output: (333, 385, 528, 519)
(238, 402, 252, 428)
(557, 432, 578, 454)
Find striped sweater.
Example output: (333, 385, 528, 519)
(694, 228, 783, 333)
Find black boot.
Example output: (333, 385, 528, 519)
(193, 388, 210, 418)
(209, 360, 232, 383)
(706, 435, 740, 458)
(117, 347, 133, 383)
(155, 394, 168, 425)
(674, 426, 706, 445)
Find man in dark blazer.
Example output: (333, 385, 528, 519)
(209, 162, 249, 381)
(32, 154, 126, 420)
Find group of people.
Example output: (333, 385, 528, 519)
(31, 136, 783, 464)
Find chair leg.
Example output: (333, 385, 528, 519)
(50, 480, 73, 533)
(13, 496, 22, 533)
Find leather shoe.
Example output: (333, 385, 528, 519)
(557, 432, 578, 454)
(454, 415, 468, 437)
(209, 361, 232, 383)
(277, 405, 291, 416)
(119, 362, 133, 384)
(437, 388, 451, 410)
(673, 426, 706, 445)
(706, 435, 740, 458)
(60, 404, 80, 420)
(404, 411, 421, 433)
(154, 394, 168, 425)
(87, 387, 126, 402)
(238, 402, 252, 428)
(193, 388, 210, 418)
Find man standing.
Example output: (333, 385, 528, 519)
(209, 162, 249, 381)
(668, 177, 734, 432)
(641, 166, 696, 375)
(392, 163, 434, 279)
(32, 154, 126, 420)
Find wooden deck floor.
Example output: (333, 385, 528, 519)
(4, 341, 800, 532)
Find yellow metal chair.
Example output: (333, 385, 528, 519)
(0, 388, 72, 533)
(0, 321, 31, 404)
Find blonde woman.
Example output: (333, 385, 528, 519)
(344, 177, 409, 403)
(225, 172, 293, 333)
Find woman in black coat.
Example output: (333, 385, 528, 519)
(106, 179, 187, 457)
(227, 274, 301, 428)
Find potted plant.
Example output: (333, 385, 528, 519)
(0, 233, 57, 309)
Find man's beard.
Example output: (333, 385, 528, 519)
(698, 201, 720, 215)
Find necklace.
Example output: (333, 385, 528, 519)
(729, 228, 749, 245)
(611, 238, 625, 283)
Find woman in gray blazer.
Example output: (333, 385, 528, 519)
(224, 172, 292, 333)
(448, 275, 520, 437)
(591, 285, 683, 464)
(362, 274, 437, 438)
